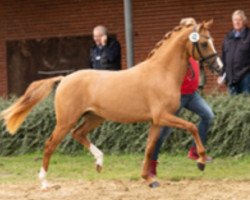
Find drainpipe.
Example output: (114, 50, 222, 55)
(123, 0, 134, 67)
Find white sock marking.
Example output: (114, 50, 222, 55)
(38, 167, 49, 190)
(90, 143, 104, 166)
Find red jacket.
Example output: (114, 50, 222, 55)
(181, 57, 200, 94)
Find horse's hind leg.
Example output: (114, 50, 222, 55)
(71, 113, 104, 172)
(38, 123, 75, 190)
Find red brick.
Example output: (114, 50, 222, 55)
(1, 0, 250, 95)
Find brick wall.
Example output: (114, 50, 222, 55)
(0, 0, 250, 95)
(132, 0, 250, 93)
(0, 0, 125, 96)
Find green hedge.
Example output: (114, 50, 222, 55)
(0, 93, 250, 156)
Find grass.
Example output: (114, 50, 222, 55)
(0, 152, 250, 184)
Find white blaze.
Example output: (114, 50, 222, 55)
(208, 38, 223, 69)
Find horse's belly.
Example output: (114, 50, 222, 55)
(98, 110, 151, 123)
(92, 100, 151, 123)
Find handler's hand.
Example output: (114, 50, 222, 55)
(101, 35, 107, 46)
(217, 73, 226, 85)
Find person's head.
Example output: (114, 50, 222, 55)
(180, 17, 197, 26)
(232, 10, 247, 31)
(93, 25, 108, 45)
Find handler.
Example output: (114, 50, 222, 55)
(150, 18, 214, 177)
(90, 25, 121, 70)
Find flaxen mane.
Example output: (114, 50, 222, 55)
(147, 24, 193, 59)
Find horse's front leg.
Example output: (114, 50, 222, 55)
(156, 113, 206, 170)
(141, 125, 161, 188)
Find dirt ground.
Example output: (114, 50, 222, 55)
(1, 180, 250, 200)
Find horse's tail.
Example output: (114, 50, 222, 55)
(1, 76, 64, 135)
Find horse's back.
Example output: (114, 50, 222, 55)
(54, 67, 152, 123)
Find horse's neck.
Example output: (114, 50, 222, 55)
(147, 28, 191, 87)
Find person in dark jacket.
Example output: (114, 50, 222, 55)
(90, 25, 121, 70)
(218, 10, 250, 95)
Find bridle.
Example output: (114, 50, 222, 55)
(190, 27, 219, 73)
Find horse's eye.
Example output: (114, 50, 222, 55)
(201, 42, 208, 49)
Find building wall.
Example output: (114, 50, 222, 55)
(132, 0, 250, 93)
(0, 0, 125, 96)
(0, 0, 250, 95)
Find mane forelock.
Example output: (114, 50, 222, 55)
(146, 24, 193, 59)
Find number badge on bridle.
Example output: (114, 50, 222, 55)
(189, 32, 200, 43)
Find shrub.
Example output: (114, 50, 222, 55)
(0, 93, 250, 156)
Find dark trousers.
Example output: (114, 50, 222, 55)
(229, 73, 250, 95)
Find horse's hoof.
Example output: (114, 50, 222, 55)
(96, 164, 102, 173)
(197, 162, 206, 171)
(149, 181, 160, 188)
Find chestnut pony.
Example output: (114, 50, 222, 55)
(1, 20, 222, 189)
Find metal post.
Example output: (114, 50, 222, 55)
(123, 0, 134, 67)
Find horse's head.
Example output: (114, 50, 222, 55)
(187, 20, 223, 74)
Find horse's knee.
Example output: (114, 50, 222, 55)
(187, 123, 198, 134)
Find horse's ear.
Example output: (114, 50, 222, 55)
(198, 21, 205, 30)
(204, 19, 214, 29)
